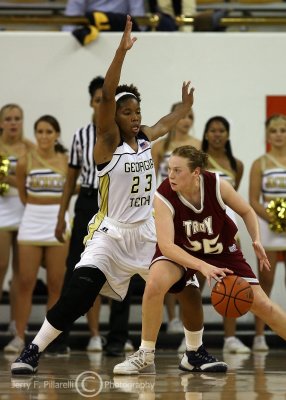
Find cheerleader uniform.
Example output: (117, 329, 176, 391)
(207, 156, 238, 225)
(258, 154, 286, 251)
(0, 153, 24, 231)
(157, 150, 172, 186)
(17, 152, 69, 245)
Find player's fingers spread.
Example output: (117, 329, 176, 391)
(217, 269, 226, 278)
(224, 268, 233, 274)
(214, 272, 223, 282)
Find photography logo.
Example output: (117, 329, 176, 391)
(75, 371, 103, 398)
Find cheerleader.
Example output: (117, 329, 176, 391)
(0, 104, 34, 353)
(7, 115, 69, 353)
(249, 114, 286, 351)
(200, 116, 249, 355)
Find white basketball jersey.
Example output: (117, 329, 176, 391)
(97, 132, 156, 223)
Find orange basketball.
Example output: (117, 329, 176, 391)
(211, 275, 254, 318)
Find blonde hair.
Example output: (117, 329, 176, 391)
(265, 114, 286, 130)
(0, 104, 23, 136)
(172, 145, 208, 171)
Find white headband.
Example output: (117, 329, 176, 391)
(115, 92, 137, 102)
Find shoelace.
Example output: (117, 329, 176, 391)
(189, 347, 217, 362)
(195, 348, 216, 362)
(127, 350, 151, 368)
(127, 350, 152, 364)
(18, 346, 38, 363)
(126, 350, 142, 360)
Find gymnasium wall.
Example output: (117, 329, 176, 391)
(1, 31, 285, 323)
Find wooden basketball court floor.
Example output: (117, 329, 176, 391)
(1, 349, 286, 399)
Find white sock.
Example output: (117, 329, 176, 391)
(32, 318, 62, 352)
(224, 336, 235, 342)
(140, 340, 156, 352)
(184, 327, 203, 351)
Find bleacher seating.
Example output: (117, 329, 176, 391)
(1, 1, 286, 30)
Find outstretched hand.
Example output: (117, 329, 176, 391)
(252, 241, 271, 272)
(119, 15, 137, 52)
(200, 263, 233, 287)
(182, 81, 195, 109)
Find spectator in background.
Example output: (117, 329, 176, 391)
(249, 114, 286, 352)
(156, 0, 195, 17)
(5, 115, 69, 355)
(63, 0, 146, 32)
(0, 104, 35, 353)
(145, 0, 195, 31)
(199, 116, 250, 355)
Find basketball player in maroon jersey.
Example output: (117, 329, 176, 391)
(114, 145, 286, 375)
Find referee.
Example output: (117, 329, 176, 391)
(52, 76, 104, 354)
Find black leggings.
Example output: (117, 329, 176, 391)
(46, 267, 106, 331)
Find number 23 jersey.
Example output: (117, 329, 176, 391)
(97, 131, 156, 223)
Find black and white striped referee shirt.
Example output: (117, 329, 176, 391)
(68, 123, 98, 189)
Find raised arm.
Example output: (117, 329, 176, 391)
(142, 81, 194, 142)
(94, 15, 137, 164)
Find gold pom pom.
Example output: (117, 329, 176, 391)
(0, 155, 10, 196)
(266, 198, 286, 233)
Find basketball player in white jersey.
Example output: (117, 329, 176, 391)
(11, 15, 227, 375)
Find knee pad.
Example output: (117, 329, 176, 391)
(47, 266, 106, 330)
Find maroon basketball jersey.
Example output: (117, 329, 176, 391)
(156, 171, 238, 256)
(153, 171, 258, 284)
